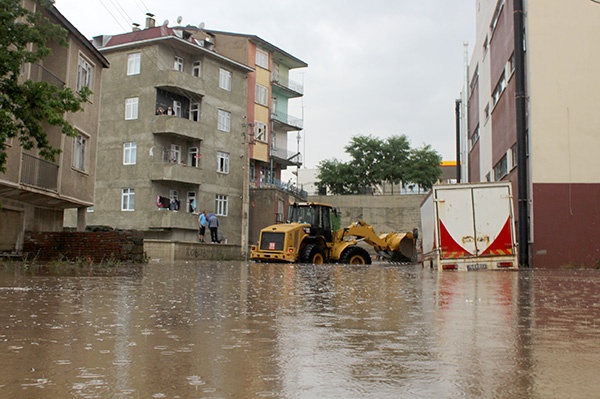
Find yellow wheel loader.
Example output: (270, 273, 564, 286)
(250, 202, 416, 265)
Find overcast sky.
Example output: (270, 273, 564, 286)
(54, 0, 475, 169)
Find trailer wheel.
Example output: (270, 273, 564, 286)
(340, 246, 372, 265)
(300, 244, 325, 264)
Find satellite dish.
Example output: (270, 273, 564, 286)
(176, 16, 183, 24)
(199, 22, 205, 29)
(162, 19, 169, 26)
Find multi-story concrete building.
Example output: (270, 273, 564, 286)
(86, 16, 252, 244)
(205, 30, 307, 190)
(0, 1, 109, 254)
(194, 30, 308, 245)
(462, 0, 600, 267)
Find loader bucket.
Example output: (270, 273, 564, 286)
(379, 232, 416, 263)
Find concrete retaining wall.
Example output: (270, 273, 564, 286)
(308, 194, 426, 235)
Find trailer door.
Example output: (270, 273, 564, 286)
(473, 184, 515, 257)
(435, 187, 477, 259)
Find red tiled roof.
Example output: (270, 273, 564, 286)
(104, 26, 174, 47)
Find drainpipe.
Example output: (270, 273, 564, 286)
(514, 0, 529, 267)
(455, 99, 462, 183)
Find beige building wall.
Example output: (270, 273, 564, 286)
(528, 0, 600, 183)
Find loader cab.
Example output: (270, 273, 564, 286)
(288, 202, 340, 242)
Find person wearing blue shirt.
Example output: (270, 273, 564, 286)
(198, 211, 207, 243)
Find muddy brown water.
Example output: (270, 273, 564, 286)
(1, 261, 599, 398)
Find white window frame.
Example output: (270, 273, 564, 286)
(255, 84, 268, 106)
(219, 68, 232, 91)
(123, 142, 137, 165)
(217, 109, 231, 132)
(173, 100, 182, 117)
(217, 151, 230, 174)
(127, 52, 141, 75)
(121, 188, 135, 211)
(188, 147, 200, 168)
(254, 121, 267, 142)
(174, 56, 184, 72)
(77, 55, 93, 91)
(170, 144, 181, 163)
(190, 102, 200, 122)
(72, 133, 88, 171)
(192, 60, 202, 77)
(256, 49, 269, 69)
(215, 194, 228, 216)
(125, 97, 139, 120)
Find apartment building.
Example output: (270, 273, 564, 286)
(463, 0, 600, 267)
(0, 1, 109, 254)
(85, 16, 252, 244)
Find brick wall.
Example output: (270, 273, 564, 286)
(24, 230, 144, 263)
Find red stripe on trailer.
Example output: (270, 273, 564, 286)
(479, 217, 514, 256)
(439, 220, 472, 259)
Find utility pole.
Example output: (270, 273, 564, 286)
(241, 122, 254, 260)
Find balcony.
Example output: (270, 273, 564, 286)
(147, 209, 199, 230)
(270, 146, 302, 167)
(271, 73, 304, 97)
(28, 63, 65, 88)
(152, 115, 204, 141)
(150, 160, 203, 185)
(271, 110, 303, 131)
(252, 177, 308, 200)
(155, 70, 205, 99)
(20, 153, 58, 191)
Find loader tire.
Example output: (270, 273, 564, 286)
(340, 246, 372, 265)
(300, 244, 326, 264)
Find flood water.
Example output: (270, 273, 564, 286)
(1, 261, 600, 399)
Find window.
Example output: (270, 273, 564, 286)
(255, 84, 268, 106)
(190, 102, 200, 122)
(125, 97, 139, 120)
(123, 142, 137, 165)
(192, 60, 201, 77)
(493, 154, 508, 181)
(215, 194, 228, 216)
(188, 147, 200, 167)
(484, 103, 490, 121)
(470, 125, 480, 149)
(219, 68, 232, 91)
(217, 109, 230, 132)
(174, 56, 183, 71)
(492, 72, 507, 106)
(72, 133, 87, 171)
(121, 188, 135, 211)
(510, 144, 517, 169)
(256, 49, 269, 69)
(77, 55, 93, 91)
(171, 144, 181, 163)
(173, 100, 182, 117)
(217, 151, 229, 173)
(127, 52, 141, 75)
(254, 121, 267, 142)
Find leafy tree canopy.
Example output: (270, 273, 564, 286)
(317, 134, 442, 195)
(0, 0, 90, 172)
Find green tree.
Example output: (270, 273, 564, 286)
(316, 158, 362, 195)
(317, 135, 442, 195)
(0, 0, 90, 172)
(405, 144, 442, 192)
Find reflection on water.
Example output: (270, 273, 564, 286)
(1, 262, 600, 398)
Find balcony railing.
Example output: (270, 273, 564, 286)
(271, 110, 303, 130)
(29, 63, 65, 88)
(252, 177, 308, 200)
(271, 73, 304, 96)
(270, 146, 302, 166)
(20, 153, 58, 191)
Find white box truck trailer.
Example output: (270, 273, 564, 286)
(420, 182, 518, 271)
